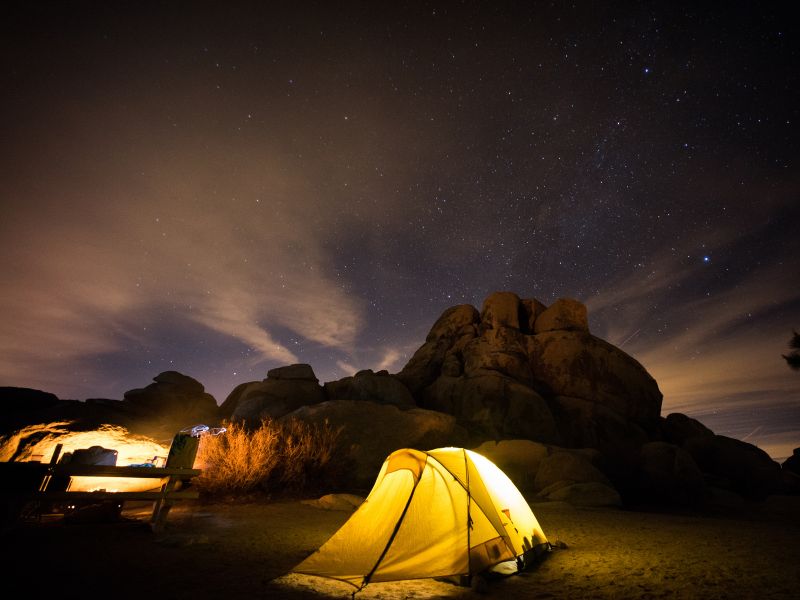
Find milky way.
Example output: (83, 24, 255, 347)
(1, 3, 798, 458)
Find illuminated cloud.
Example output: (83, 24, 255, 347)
(586, 220, 800, 456)
(0, 127, 367, 396)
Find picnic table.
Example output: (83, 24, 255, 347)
(0, 436, 202, 531)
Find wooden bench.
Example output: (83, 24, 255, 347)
(1, 435, 202, 532)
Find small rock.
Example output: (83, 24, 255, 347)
(301, 494, 364, 511)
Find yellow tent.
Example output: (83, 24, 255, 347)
(294, 447, 548, 590)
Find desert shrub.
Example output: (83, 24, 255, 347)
(194, 418, 341, 497)
(278, 418, 341, 489)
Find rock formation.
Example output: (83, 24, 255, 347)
(0, 372, 219, 443)
(398, 292, 662, 466)
(0, 291, 788, 507)
(658, 412, 782, 500)
(323, 369, 414, 408)
(118, 371, 219, 439)
(219, 364, 325, 421)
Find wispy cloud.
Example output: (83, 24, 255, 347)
(585, 217, 800, 456)
(0, 141, 367, 397)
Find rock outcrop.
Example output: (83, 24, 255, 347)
(534, 450, 611, 492)
(121, 371, 219, 438)
(660, 412, 782, 500)
(781, 449, 800, 494)
(681, 434, 782, 500)
(396, 304, 480, 396)
(473, 438, 620, 505)
(323, 370, 414, 408)
(423, 374, 559, 443)
(635, 441, 706, 505)
(542, 482, 622, 507)
(1, 290, 786, 509)
(398, 291, 663, 453)
(0, 387, 65, 433)
(0, 387, 60, 414)
(219, 364, 325, 421)
(0, 372, 219, 443)
(783, 448, 800, 477)
(471, 439, 550, 493)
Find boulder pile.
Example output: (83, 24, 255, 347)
(1, 291, 788, 507)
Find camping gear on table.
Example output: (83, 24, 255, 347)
(294, 447, 549, 591)
(69, 445, 118, 466)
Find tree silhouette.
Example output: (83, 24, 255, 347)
(784, 330, 800, 370)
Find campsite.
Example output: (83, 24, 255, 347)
(2, 290, 800, 598)
(3, 3, 800, 598)
(4, 494, 800, 599)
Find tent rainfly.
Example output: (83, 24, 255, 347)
(293, 447, 549, 590)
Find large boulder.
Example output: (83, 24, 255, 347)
(423, 373, 560, 443)
(282, 400, 468, 488)
(783, 448, 800, 476)
(462, 326, 532, 384)
(0, 387, 63, 434)
(472, 440, 610, 499)
(541, 482, 622, 507)
(323, 370, 414, 408)
(534, 451, 611, 491)
(218, 381, 252, 420)
(529, 331, 662, 430)
(471, 439, 550, 494)
(660, 413, 714, 446)
(0, 387, 60, 414)
(224, 364, 325, 422)
(533, 298, 589, 333)
(480, 291, 522, 330)
(783, 448, 800, 491)
(267, 364, 318, 380)
(520, 298, 547, 334)
(636, 441, 706, 505)
(683, 434, 782, 499)
(549, 395, 648, 477)
(396, 293, 662, 454)
(122, 371, 218, 437)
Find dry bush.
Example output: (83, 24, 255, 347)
(278, 418, 341, 489)
(194, 418, 341, 497)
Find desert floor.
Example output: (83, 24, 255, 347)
(4, 495, 800, 599)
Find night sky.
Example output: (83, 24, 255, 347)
(2, 3, 798, 458)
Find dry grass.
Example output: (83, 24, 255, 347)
(194, 418, 341, 497)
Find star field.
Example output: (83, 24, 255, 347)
(1, 3, 798, 458)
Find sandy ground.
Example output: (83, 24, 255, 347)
(3, 496, 800, 599)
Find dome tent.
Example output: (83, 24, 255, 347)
(294, 447, 549, 590)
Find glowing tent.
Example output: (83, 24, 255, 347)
(294, 447, 548, 590)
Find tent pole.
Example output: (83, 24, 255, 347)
(465, 448, 471, 583)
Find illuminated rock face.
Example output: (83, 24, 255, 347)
(397, 291, 663, 445)
(0, 372, 218, 445)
